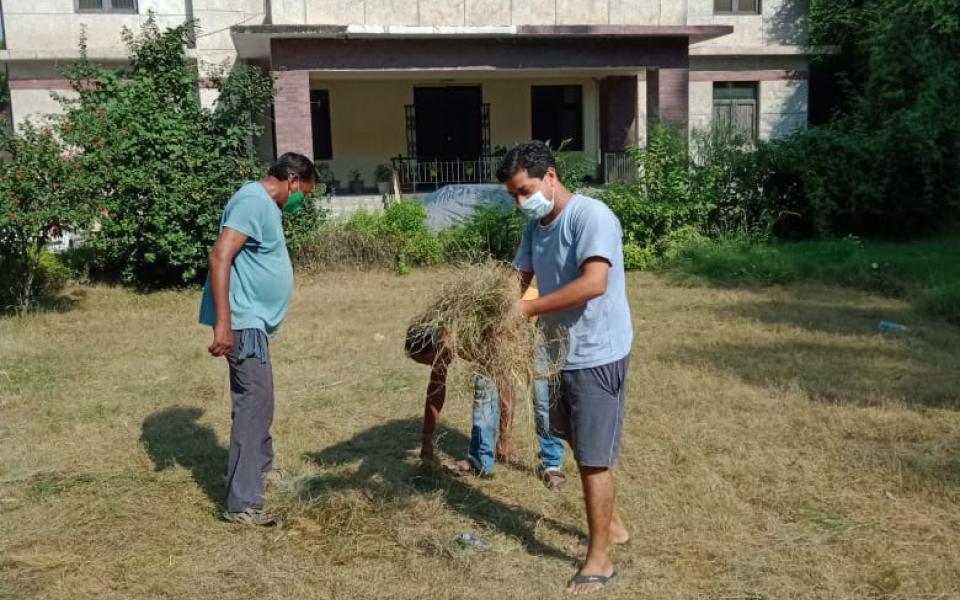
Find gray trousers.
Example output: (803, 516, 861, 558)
(225, 330, 274, 513)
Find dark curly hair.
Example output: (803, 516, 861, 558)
(496, 142, 560, 182)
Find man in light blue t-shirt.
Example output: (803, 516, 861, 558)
(499, 142, 633, 595)
(199, 152, 315, 526)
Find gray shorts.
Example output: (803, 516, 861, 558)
(550, 354, 630, 468)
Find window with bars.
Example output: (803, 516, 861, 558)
(531, 85, 584, 151)
(714, 0, 759, 14)
(713, 82, 759, 142)
(76, 0, 138, 13)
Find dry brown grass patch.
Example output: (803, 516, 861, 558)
(1, 270, 959, 599)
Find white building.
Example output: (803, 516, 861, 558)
(2, 0, 812, 192)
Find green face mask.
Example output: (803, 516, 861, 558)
(283, 178, 305, 216)
(283, 191, 305, 216)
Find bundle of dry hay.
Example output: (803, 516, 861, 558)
(409, 262, 561, 391)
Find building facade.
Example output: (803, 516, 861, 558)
(2, 0, 811, 192)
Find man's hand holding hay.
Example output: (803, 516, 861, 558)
(405, 264, 567, 484)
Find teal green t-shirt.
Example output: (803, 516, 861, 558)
(198, 182, 293, 337)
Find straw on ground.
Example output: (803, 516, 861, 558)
(1, 269, 959, 599)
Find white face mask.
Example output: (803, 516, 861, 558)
(519, 179, 555, 222)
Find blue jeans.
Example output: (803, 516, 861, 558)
(468, 349, 565, 474)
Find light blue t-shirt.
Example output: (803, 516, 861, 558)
(199, 182, 294, 337)
(513, 194, 633, 370)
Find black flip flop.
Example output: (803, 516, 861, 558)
(569, 570, 619, 594)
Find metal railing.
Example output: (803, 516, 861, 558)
(604, 152, 638, 184)
(391, 155, 501, 192)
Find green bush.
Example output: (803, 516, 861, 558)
(0, 123, 93, 314)
(294, 225, 399, 271)
(0, 251, 72, 313)
(600, 124, 772, 270)
(555, 151, 597, 191)
(295, 200, 442, 273)
(441, 203, 526, 263)
(57, 17, 275, 288)
(377, 200, 443, 268)
(772, 0, 960, 238)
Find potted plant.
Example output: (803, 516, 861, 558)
(348, 169, 363, 194)
(374, 163, 393, 195)
(316, 162, 338, 195)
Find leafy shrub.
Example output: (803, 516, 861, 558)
(57, 18, 274, 288)
(377, 200, 443, 268)
(441, 203, 526, 263)
(0, 123, 92, 314)
(295, 200, 441, 273)
(555, 151, 597, 191)
(294, 226, 399, 271)
(601, 125, 723, 269)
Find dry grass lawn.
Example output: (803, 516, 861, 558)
(1, 269, 959, 599)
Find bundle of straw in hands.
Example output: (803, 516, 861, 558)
(409, 262, 555, 390)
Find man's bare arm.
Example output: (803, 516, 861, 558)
(207, 228, 247, 357)
(517, 258, 609, 318)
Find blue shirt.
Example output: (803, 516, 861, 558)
(513, 194, 633, 370)
(199, 182, 294, 337)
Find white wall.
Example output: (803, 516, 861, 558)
(277, 0, 688, 26)
(9, 89, 73, 130)
(689, 80, 714, 134)
(688, 0, 809, 52)
(759, 78, 808, 139)
(2, 0, 187, 53)
(193, 0, 265, 79)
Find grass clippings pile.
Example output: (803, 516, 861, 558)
(407, 262, 557, 392)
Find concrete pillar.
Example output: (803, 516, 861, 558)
(646, 67, 690, 133)
(272, 69, 313, 159)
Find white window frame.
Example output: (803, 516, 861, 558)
(75, 0, 138, 14)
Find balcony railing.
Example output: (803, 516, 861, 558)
(392, 155, 501, 193)
(603, 152, 638, 184)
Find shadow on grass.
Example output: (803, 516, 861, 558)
(302, 417, 579, 561)
(140, 406, 228, 509)
(667, 295, 960, 410)
(722, 297, 917, 337)
(0, 288, 86, 319)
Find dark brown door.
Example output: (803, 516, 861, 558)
(414, 86, 483, 160)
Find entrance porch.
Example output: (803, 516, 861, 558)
(236, 25, 733, 192)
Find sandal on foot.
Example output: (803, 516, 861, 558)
(540, 468, 567, 491)
(222, 508, 279, 527)
(442, 459, 491, 479)
(567, 570, 619, 595)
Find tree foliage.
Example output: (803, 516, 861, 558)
(0, 124, 93, 313)
(57, 16, 276, 287)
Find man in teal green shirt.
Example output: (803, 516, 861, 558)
(199, 152, 315, 526)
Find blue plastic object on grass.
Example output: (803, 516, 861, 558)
(879, 321, 908, 332)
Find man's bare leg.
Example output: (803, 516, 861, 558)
(568, 466, 622, 595)
(567, 498, 629, 558)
